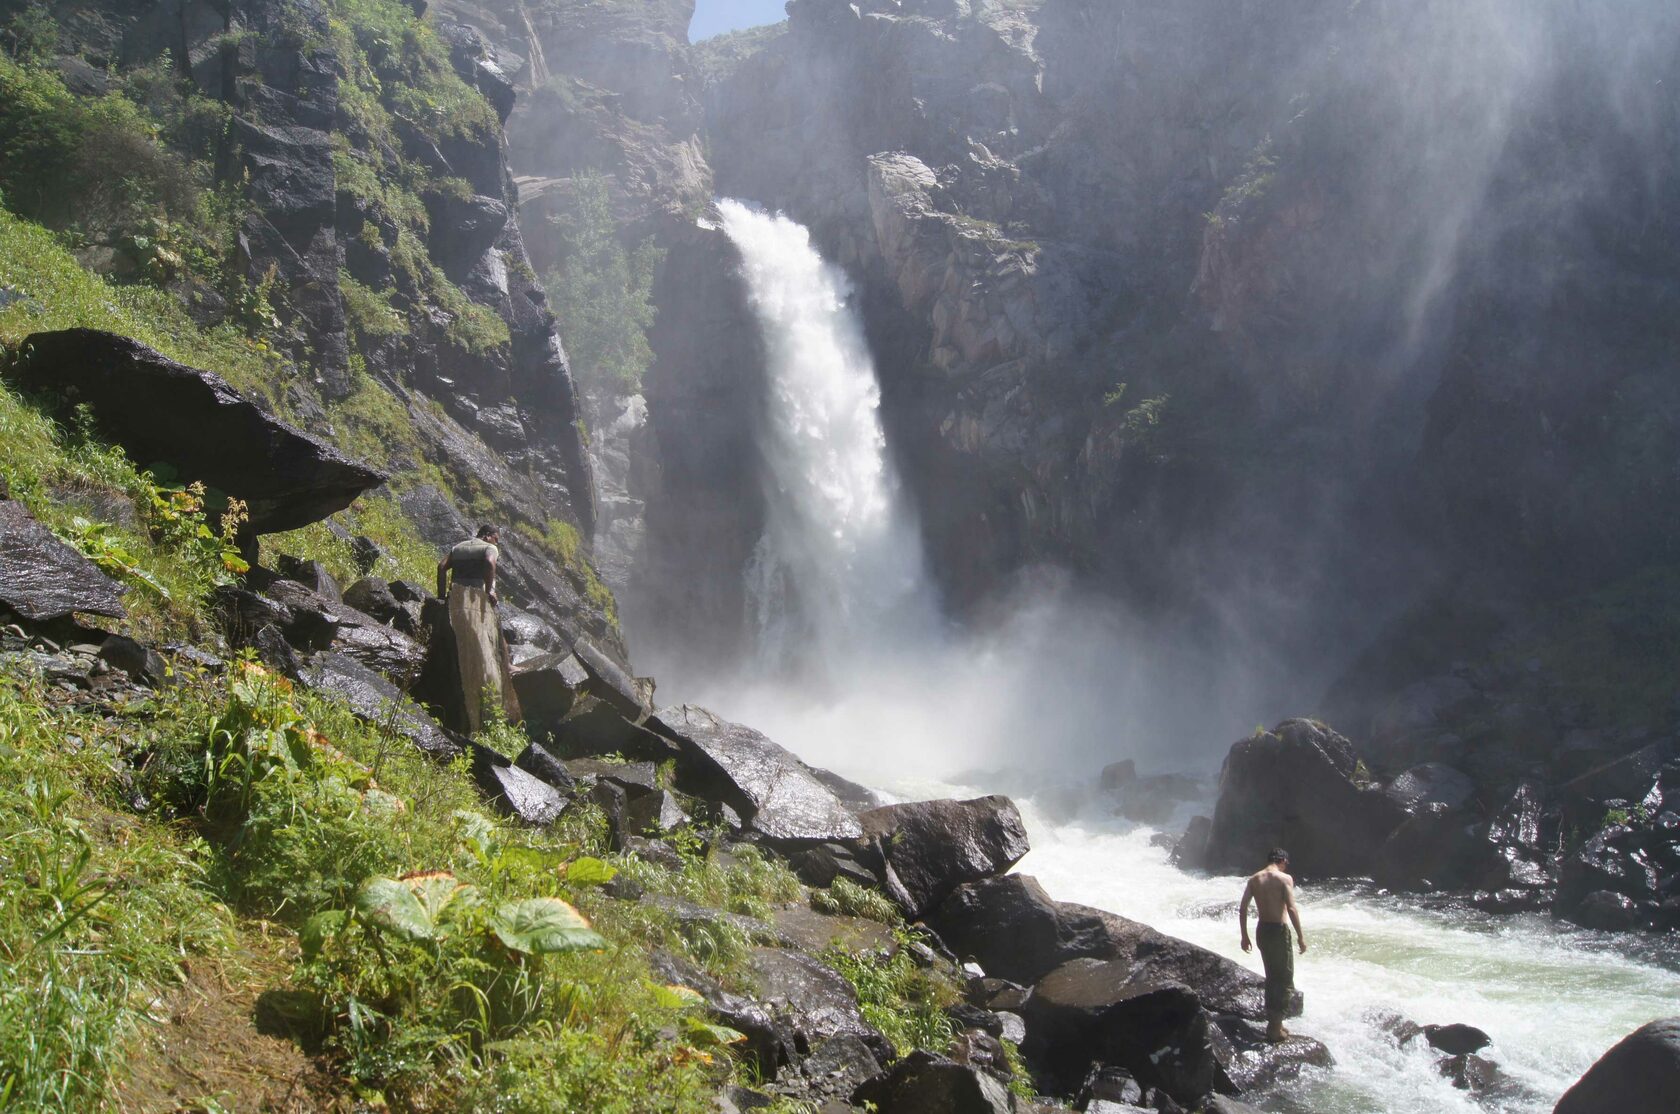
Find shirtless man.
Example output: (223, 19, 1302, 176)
(1239, 848, 1307, 1043)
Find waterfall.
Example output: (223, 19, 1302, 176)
(717, 199, 939, 676)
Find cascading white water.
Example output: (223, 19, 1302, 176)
(680, 203, 1680, 1113)
(718, 199, 940, 672)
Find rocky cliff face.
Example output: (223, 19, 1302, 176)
(691, 0, 1680, 762)
(18, 0, 616, 653)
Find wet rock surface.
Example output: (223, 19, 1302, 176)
(301, 652, 464, 759)
(656, 705, 863, 846)
(859, 796, 1030, 918)
(1554, 1016, 1680, 1114)
(851, 1049, 1017, 1114)
(744, 946, 893, 1065)
(1203, 719, 1403, 878)
(7, 331, 384, 535)
(0, 500, 126, 623)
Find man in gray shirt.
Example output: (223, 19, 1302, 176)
(437, 524, 500, 605)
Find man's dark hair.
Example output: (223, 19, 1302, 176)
(476, 524, 499, 540)
(1268, 848, 1290, 865)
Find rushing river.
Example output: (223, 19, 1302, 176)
(638, 201, 1680, 1111)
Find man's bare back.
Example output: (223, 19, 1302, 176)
(1244, 866, 1299, 927)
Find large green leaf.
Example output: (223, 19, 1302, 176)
(490, 897, 605, 954)
(355, 876, 437, 942)
(563, 856, 618, 887)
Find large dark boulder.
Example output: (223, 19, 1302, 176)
(744, 946, 893, 1064)
(1371, 804, 1485, 892)
(1554, 1017, 1680, 1114)
(654, 705, 863, 846)
(1383, 763, 1477, 813)
(511, 651, 590, 729)
(1424, 1023, 1492, 1056)
(850, 1050, 1017, 1114)
(649, 951, 797, 1079)
(929, 874, 1117, 985)
(1021, 959, 1327, 1105)
(573, 635, 653, 724)
(1203, 719, 1404, 878)
(7, 331, 383, 534)
(227, 579, 426, 684)
(0, 500, 126, 623)
(859, 796, 1030, 918)
(300, 651, 464, 758)
(544, 697, 680, 761)
(1558, 825, 1660, 928)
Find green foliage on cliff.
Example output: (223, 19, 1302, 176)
(542, 173, 662, 396)
(330, 0, 497, 143)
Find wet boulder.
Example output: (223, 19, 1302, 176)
(1202, 719, 1404, 878)
(0, 500, 126, 623)
(1017, 964, 1204, 1101)
(300, 651, 464, 759)
(1383, 763, 1476, 814)
(1558, 825, 1660, 928)
(929, 874, 1117, 985)
(248, 578, 427, 683)
(342, 577, 426, 638)
(471, 746, 566, 826)
(511, 651, 590, 729)
(1371, 804, 1486, 892)
(512, 741, 576, 792)
(1171, 816, 1212, 870)
(851, 1050, 1017, 1114)
(573, 635, 652, 724)
(656, 705, 863, 846)
(1554, 1016, 1680, 1114)
(546, 697, 680, 761)
(274, 555, 342, 601)
(745, 946, 893, 1064)
(1425, 1023, 1492, 1056)
(800, 1034, 885, 1104)
(1438, 1052, 1502, 1093)
(860, 796, 1030, 918)
(8, 330, 383, 534)
(791, 842, 881, 889)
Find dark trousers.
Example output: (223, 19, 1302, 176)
(1257, 921, 1294, 1023)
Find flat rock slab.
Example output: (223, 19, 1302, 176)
(860, 796, 1030, 918)
(471, 747, 567, 827)
(301, 651, 463, 759)
(656, 705, 863, 846)
(0, 500, 126, 622)
(8, 330, 383, 534)
(773, 906, 896, 956)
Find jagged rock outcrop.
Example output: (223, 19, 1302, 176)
(1202, 719, 1402, 878)
(860, 796, 1030, 919)
(8, 331, 385, 536)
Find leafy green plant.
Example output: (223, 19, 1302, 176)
(823, 931, 959, 1059)
(810, 876, 902, 924)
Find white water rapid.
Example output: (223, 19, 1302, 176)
(670, 203, 1680, 1112)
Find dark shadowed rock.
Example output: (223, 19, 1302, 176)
(511, 651, 590, 727)
(301, 651, 463, 758)
(747, 946, 893, 1063)
(801, 1034, 884, 1103)
(573, 635, 651, 723)
(1100, 760, 1138, 791)
(930, 874, 1114, 985)
(253, 578, 426, 682)
(1371, 804, 1485, 892)
(860, 796, 1030, 918)
(546, 697, 680, 760)
(8, 331, 383, 534)
(1425, 1023, 1491, 1056)
(1203, 719, 1404, 878)
(566, 757, 660, 795)
(656, 705, 863, 846)
(626, 788, 690, 835)
(851, 1050, 1016, 1113)
(274, 555, 342, 601)
(1172, 816, 1212, 870)
(1554, 1017, 1680, 1114)
(1021, 956, 1326, 1104)
(342, 577, 426, 637)
(0, 501, 126, 622)
(1439, 1052, 1502, 1093)
(512, 741, 576, 791)
(471, 746, 566, 826)
(1384, 763, 1476, 813)
(97, 635, 168, 686)
(252, 624, 304, 679)
(791, 842, 881, 889)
